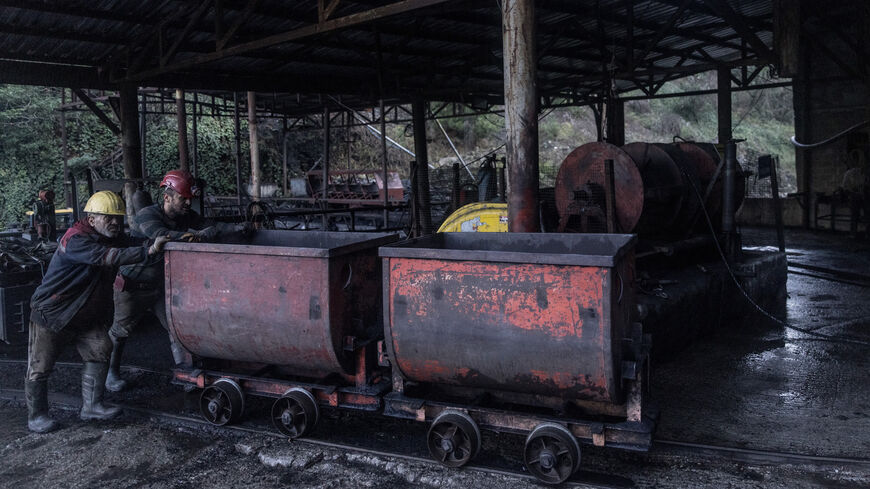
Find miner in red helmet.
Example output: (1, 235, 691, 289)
(106, 169, 249, 391)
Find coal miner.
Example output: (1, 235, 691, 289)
(32, 189, 57, 241)
(106, 169, 251, 391)
(25, 191, 170, 433)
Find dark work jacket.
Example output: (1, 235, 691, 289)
(120, 204, 229, 285)
(30, 219, 149, 332)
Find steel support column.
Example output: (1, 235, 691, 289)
(412, 99, 433, 234)
(119, 83, 142, 224)
(282, 117, 288, 196)
(192, 91, 198, 177)
(322, 106, 331, 230)
(248, 92, 261, 200)
(717, 66, 732, 144)
(61, 89, 71, 208)
(233, 92, 243, 206)
(380, 99, 389, 228)
(139, 92, 147, 178)
(502, 0, 540, 232)
(176, 89, 189, 171)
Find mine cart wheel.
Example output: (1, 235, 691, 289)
(199, 378, 245, 426)
(426, 410, 481, 468)
(523, 423, 581, 485)
(271, 388, 320, 439)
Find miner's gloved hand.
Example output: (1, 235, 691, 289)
(179, 232, 198, 243)
(195, 226, 220, 242)
(148, 235, 171, 255)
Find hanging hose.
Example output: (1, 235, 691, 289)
(682, 167, 870, 347)
(790, 120, 870, 149)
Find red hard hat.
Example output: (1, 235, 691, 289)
(160, 169, 199, 199)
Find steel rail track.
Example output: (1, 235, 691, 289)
(2, 359, 869, 471)
(0, 387, 620, 489)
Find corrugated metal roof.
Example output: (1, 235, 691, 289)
(0, 0, 776, 114)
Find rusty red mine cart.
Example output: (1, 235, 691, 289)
(379, 233, 655, 484)
(167, 230, 399, 438)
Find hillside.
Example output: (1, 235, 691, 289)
(0, 70, 794, 227)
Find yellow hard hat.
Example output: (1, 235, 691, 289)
(83, 191, 126, 216)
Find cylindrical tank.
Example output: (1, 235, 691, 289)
(554, 142, 644, 233)
(380, 232, 637, 404)
(653, 143, 702, 235)
(165, 231, 399, 378)
(621, 142, 685, 236)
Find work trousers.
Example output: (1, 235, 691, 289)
(26, 320, 112, 382)
(109, 287, 167, 339)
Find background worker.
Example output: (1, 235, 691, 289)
(25, 191, 169, 433)
(32, 189, 57, 241)
(106, 169, 251, 391)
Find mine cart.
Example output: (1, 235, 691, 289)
(379, 232, 655, 484)
(168, 230, 399, 438)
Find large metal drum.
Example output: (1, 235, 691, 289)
(165, 231, 398, 378)
(380, 232, 636, 404)
(554, 142, 644, 233)
(621, 142, 685, 236)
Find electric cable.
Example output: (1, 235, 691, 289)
(683, 165, 870, 347)
(790, 120, 870, 149)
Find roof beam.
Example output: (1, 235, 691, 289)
(162, 0, 213, 66)
(123, 0, 452, 82)
(72, 89, 121, 135)
(702, 0, 774, 62)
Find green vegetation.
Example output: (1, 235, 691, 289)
(0, 69, 795, 227)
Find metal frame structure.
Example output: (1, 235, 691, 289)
(0, 1, 778, 110)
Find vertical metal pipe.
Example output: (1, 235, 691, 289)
(233, 92, 243, 207)
(497, 159, 507, 203)
(722, 140, 738, 258)
(191, 91, 198, 177)
(139, 92, 147, 178)
(502, 0, 540, 232)
(452, 162, 460, 211)
(120, 83, 143, 224)
(604, 159, 616, 233)
(248, 91, 260, 201)
(176, 89, 189, 171)
(380, 99, 389, 228)
(717, 66, 732, 145)
(61, 89, 71, 209)
(70, 174, 79, 222)
(322, 106, 331, 230)
(770, 156, 786, 252)
(411, 99, 433, 234)
(606, 99, 625, 146)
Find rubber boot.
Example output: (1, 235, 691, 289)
(25, 380, 58, 433)
(105, 335, 128, 392)
(80, 362, 122, 421)
(169, 336, 187, 366)
(169, 337, 195, 392)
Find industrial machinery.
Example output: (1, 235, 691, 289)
(0, 238, 55, 344)
(169, 229, 654, 485)
(554, 140, 744, 240)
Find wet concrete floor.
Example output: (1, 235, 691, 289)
(0, 227, 868, 488)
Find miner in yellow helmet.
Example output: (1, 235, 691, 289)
(24, 191, 170, 433)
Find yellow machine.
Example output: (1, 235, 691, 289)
(437, 202, 508, 233)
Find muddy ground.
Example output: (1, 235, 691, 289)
(1, 227, 869, 488)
